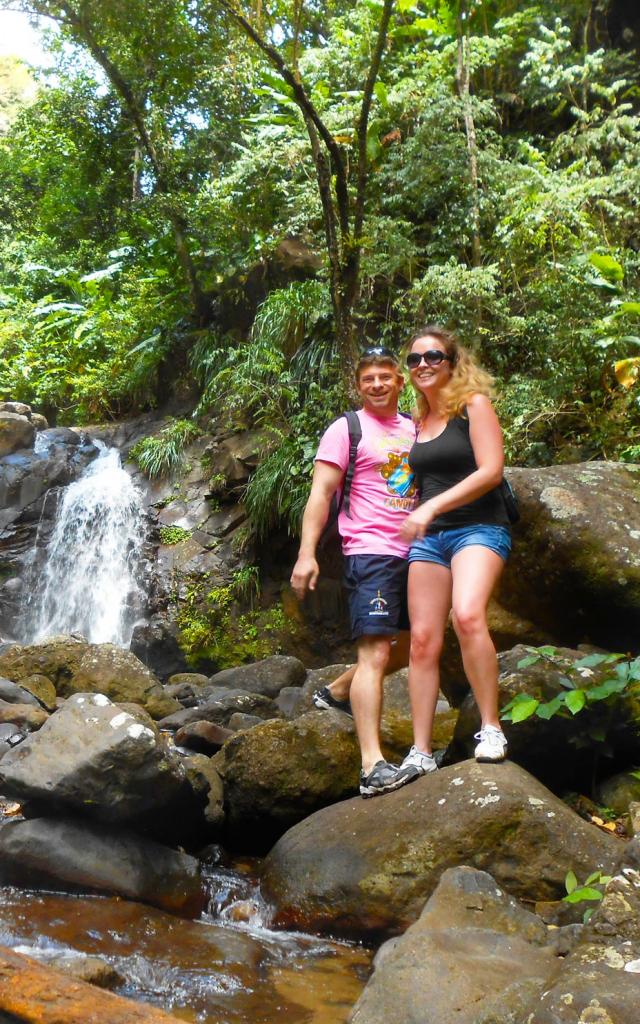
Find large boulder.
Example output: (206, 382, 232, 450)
(0, 693, 193, 826)
(213, 710, 361, 847)
(350, 866, 559, 1024)
(0, 410, 36, 456)
(501, 462, 640, 653)
(261, 760, 620, 938)
(208, 655, 306, 698)
(449, 644, 640, 790)
(525, 837, 640, 1023)
(0, 817, 204, 915)
(159, 689, 280, 730)
(0, 638, 179, 719)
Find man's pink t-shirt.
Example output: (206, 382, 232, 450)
(315, 408, 418, 557)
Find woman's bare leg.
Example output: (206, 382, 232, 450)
(407, 562, 452, 753)
(450, 546, 505, 728)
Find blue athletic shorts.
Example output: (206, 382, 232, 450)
(343, 554, 409, 640)
(408, 524, 511, 569)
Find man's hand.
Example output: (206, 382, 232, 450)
(290, 554, 320, 599)
(399, 500, 437, 542)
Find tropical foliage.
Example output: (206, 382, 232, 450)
(0, 0, 639, 530)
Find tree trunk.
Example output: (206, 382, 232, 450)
(456, 15, 482, 269)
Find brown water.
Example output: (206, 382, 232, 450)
(0, 883, 370, 1023)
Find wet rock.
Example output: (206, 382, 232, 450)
(501, 462, 640, 652)
(0, 693, 194, 825)
(0, 411, 36, 456)
(0, 943, 184, 1023)
(0, 401, 32, 417)
(448, 644, 640, 789)
(0, 816, 204, 913)
(26, 950, 124, 990)
(0, 699, 48, 730)
(525, 840, 640, 1023)
(350, 867, 558, 1024)
(262, 760, 620, 938)
(208, 655, 306, 698)
(275, 686, 306, 719)
(175, 720, 233, 754)
(18, 673, 58, 711)
(629, 801, 640, 836)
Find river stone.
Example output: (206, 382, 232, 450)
(66, 644, 179, 718)
(168, 672, 209, 688)
(0, 638, 179, 719)
(9, 673, 57, 711)
(174, 720, 233, 754)
(25, 950, 124, 990)
(0, 944, 185, 1024)
(350, 866, 558, 1024)
(261, 760, 620, 938)
(0, 816, 204, 914)
(0, 693, 193, 824)
(595, 769, 640, 816)
(0, 401, 32, 417)
(182, 754, 225, 829)
(0, 677, 42, 708)
(213, 710, 361, 846)
(0, 699, 48, 730)
(0, 411, 36, 456)
(159, 690, 279, 730)
(525, 838, 640, 1023)
(448, 644, 640, 789)
(500, 462, 640, 653)
(208, 655, 307, 698)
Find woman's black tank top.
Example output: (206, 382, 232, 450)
(408, 415, 509, 532)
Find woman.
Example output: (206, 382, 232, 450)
(398, 325, 511, 771)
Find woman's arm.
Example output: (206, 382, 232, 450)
(400, 394, 504, 541)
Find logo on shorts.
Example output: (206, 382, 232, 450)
(368, 590, 389, 616)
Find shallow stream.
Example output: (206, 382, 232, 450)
(0, 867, 371, 1023)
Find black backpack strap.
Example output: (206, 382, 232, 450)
(341, 411, 362, 519)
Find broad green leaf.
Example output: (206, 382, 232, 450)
(563, 886, 603, 903)
(588, 252, 624, 282)
(565, 870, 577, 894)
(538, 646, 560, 657)
(536, 695, 564, 719)
(565, 689, 586, 715)
(374, 81, 388, 108)
(511, 697, 540, 723)
(586, 677, 628, 701)
(574, 654, 609, 669)
(516, 655, 540, 669)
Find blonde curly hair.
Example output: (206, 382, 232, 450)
(405, 324, 495, 422)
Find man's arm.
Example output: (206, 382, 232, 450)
(290, 460, 344, 599)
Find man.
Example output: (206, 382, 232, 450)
(290, 347, 421, 797)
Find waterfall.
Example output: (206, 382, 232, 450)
(26, 442, 146, 646)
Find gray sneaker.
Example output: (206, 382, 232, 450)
(401, 745, 438, 775)
(359, 759, 420, 799)
(312, 686, 353, 717)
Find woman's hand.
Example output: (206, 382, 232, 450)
(400, 500, 438, 542)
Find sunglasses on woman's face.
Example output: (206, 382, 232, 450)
(406, 350, 453, 369)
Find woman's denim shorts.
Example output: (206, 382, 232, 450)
(408, 524, 511, 569)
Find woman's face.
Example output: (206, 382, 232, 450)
(407, 335, 453, 398)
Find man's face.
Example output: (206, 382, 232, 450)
(356, 361, 404, 416)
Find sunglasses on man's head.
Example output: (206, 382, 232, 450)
(360, 346, 399, 362)
(406, 350, 453, 369)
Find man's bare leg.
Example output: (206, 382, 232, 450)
(324, 630, 410, 701)
(350, 635, 392, 773)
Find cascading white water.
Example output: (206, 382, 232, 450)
(27, 442, 146, 645)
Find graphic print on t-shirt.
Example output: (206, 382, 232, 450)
(380, 450, 416, 501)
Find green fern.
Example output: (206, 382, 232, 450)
(130, 418, 198, 478)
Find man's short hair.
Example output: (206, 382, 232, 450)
(356, 346, 400, 377)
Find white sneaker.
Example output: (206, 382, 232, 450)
(401, 745, 438, 775)
(474, 726, 508, 762)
